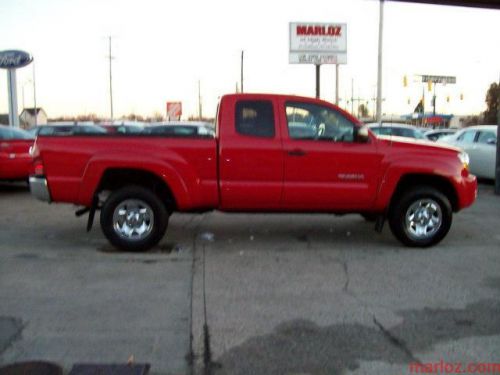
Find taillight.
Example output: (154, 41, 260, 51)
(30, 141, 44, 176)
(33, 161, 45, 176)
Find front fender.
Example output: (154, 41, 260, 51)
(373, 154, 463, 211)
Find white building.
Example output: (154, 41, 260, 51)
(20, 108, 47, 128)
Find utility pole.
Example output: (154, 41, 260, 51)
(198, 80, 203, 120)
(351, 78, 354, 115)
(108, 36, 114, 121)
(349, 81, 364, 118)
(241, 50, 244, 93)
(33, 59, 37, 126)
(433, 80, 437, 116)
(316, 65, 321, 99)
(376, 0, 384, 123)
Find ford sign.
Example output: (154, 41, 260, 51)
(0, 50, 33, 69)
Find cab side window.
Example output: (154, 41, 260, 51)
(235, 100, 275, 138)
(286, 102, 355, 142)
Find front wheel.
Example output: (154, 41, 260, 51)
(388, 186, 452, 247)
(100, 186, 169, 252)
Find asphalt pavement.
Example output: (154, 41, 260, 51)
(0, 183, 194, 375)
(1, 182, 499, 375)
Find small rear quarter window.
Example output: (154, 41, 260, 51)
(235, 100, 275, 138)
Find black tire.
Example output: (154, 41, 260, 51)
(100, 185, 169, 252)
(388, 186, 452, 247)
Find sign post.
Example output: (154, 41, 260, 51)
(289, 23, 347, 102)
(7, 69, 19, 127)
(0, 50, 33, 128)
(315, 65, 321, 99)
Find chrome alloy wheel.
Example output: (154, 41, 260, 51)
(404, 199, 443, 240)
(112, 199, 154, 241)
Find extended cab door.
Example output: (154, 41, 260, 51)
(280, 99, 383, 211)
(218, 96, 284, 210)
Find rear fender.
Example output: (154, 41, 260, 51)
(77, 154, 198, 209)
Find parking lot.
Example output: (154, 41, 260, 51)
(1, 182, 500, 375)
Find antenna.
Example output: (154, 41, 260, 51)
(241, 50, 244, 93)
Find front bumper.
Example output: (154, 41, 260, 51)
(456, 174, 477, 210)
(29, 176, 51, 202)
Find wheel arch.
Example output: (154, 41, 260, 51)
(97, 168, 177, 212)
(389, 174, 459, 213)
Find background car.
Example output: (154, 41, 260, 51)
(366, 123, 426, 140)
(143, 121, 215, 137)
(29, 123, 107, 136)
(424, 128, 458, 142)
(103, 121, 145, 134)
(0, 125, 35, 180)
(437, 125, 497, 179)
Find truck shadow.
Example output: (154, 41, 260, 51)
(0, 181, 29, 194)
(97, 241, 180, 255)
(179, 213, 418, 252)
(213, 298, 500, 375)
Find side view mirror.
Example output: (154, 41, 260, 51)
(355, 125, 370, 143)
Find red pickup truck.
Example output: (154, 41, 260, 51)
(29, 94, 477, 251)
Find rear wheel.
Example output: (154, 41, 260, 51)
(388, 186, 452, 247)
(100, 185, 169, 252)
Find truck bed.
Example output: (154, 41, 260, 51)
(35, 135, 219, 209)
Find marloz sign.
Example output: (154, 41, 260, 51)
(289, 22, 347, 65)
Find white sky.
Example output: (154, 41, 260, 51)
(0, 0, 499, 119)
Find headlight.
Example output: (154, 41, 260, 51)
(458, 151, 469, 169)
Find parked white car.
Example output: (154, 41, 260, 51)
(437, 125, 497, 179)
(366, 123, 426, 140)
(424, 128, 457, 142)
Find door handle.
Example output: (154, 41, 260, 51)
(287, 149, 307, 156)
